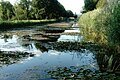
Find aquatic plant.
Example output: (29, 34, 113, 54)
(95, 45, 120, 73)
(48, 67, 120, 80)
(0, 51, 34, 66)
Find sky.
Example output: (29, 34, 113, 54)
(58, 0, 84, 14)
(5, 0, 84, 14)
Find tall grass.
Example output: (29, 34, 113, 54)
(105, 0, 120, 45)
(78, 0, 120, 46)
(78, 8, 108, 44)
(78, 0, 120, 73)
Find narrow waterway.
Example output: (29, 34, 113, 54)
(0, 23, 99, 79)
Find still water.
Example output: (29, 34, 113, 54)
(0, 26, 99, 79)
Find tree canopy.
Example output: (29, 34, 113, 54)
(83, 0, 99, 12)
(0, 1, 15, 20)
(0, 0, 72, 20)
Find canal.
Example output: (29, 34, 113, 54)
(0, 23, 99, 79)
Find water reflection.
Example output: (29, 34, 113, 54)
(0, 49, 99, 79)
(58, 26, 83, 42)
(0, 34, 12, 42)
(0, 25, 99, 79)
(0, 35, 41, 53)
(0, 34, 43, 67)
(58, 35, 83, 42)
(0, 30, 98, 68)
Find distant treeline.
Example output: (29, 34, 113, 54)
(0, 0, 74, 21)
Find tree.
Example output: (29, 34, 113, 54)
(31, 0, 67, 19)
(13, 0, 31, 20)
(0, 1, 15, 20)
(0, 4, 2, 20)
(66, 10, 74, 17)
(0, 0, 67, 20)
(19, 0, 31, 19)
(49, 1, 67, 18)
(14, 4, 26, 20)
(31, 0, 46, 19)
(83, 0, 99, 12)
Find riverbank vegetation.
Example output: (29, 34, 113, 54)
(79, 0, 120, 46)
(78, 0, 120, 77)
(0, 0, 75, 30)
(48, 66, 120, 80)
(0, 0, 119, 79)
(0, 0, 74, 20)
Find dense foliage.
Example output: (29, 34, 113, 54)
(83, 0, 107, 13)
(0, 1, 15, 20)
(83, 0, 99, 13)
(79, 0, 120, 74)
(48, 67, 120, 80)
(0, 0, 73, 21)
(106, 0, 120, 45)
(79, 0, 120, 46)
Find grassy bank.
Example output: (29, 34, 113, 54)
(78, 0, 120, 46)
(79, 8, 107, 44)
(0, 19, 59, 30)
(78, 0, 120, 76)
